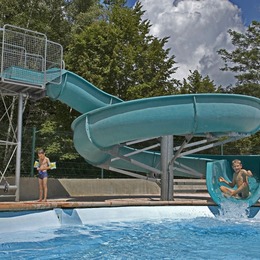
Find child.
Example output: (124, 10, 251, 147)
(36, 149, 51, 202)
(219, 159, 253, 199)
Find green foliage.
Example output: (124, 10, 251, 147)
(217, 21, 260, 155)
(218, 21, 260, 97)
(0, 0, 72, 47)
(0, 1, 259, 179)
(179, 70, 223, 94)
(66, 0, 102, 35)
(36, 119, 80, 161)
(65, 1, 179, 100)
(233, 134, 260, 155)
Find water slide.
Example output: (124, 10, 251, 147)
(46, 70, 260, 206)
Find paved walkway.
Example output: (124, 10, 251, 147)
(1, 193, 259, 211)
(0, 193, 218, 211)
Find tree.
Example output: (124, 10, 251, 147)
(179, 70, 223, 94)
(0, 0, 101, 128)
(218, 21, 260, 155)
(0, 0, 101, 173)
(0, 0, 74, 47)
(65, 1, 179, 100)
(218, 21, 260, 98)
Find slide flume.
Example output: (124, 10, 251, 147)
(206, 159, 260, 207)
(46, 70, 260, 206)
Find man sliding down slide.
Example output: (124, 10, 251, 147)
(219, 159, 253, 199)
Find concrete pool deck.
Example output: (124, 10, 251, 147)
(0, 194, 214, 211)
(0, 178, 259, 211)
(1, 194, 260, 211)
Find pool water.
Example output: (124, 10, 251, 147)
(1, 207, 260, 259)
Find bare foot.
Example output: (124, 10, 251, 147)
(37, 199, 42, 202)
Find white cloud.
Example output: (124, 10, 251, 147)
(139, 0, 246, 86)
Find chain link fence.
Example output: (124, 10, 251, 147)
(0, 125, 128, 179)
(25, 126, 130, 179)
(1, 125, 259, 179)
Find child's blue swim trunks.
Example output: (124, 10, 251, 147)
(38, 171, 48, 179)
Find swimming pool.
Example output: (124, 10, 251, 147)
(1, 206, 260, 259)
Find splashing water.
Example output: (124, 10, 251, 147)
(218, 200, 250, 219)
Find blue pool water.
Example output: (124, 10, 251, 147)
(1, 206, 260, 259)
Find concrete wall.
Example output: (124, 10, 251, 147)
(0, 177, 160, 201)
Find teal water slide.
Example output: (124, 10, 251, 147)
(1, 24, 258, 205)
(46, 70, 260, 206)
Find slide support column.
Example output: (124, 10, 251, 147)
(15, 94, 23, 202)
(160, 135, 174, 201)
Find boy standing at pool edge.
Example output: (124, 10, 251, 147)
(219, 159, 253, 199)
(36, 149, 51, 202)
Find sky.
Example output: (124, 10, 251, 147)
(126, 0, 260, 87)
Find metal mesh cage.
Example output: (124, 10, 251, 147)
(0, 24, 63, 89)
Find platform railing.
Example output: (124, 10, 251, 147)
(0, 24, 63, 90)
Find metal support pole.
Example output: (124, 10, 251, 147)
(221, 144, 224, 155)
(15, 94, 23, 201)
(30, 126, 36, 177)
(160, 135, 173, 201)
(168, 136, 174, 200)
